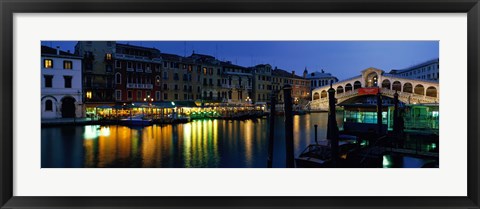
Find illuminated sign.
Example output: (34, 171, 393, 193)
(358, 87, 380, 95)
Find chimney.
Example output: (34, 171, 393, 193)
(56, 46, 60, 55)
(292, 71, 295, 76)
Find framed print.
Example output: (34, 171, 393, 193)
(1, 0, 479, 208)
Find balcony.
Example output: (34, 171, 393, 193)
(126, 83, 153, 89)
(115, 53, 163, 64)
(136, 68, 144, 73)
(145, 68, 152, 73)
(127, 68, 134, 72)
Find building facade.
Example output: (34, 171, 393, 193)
(272, 67, 310, 104)
(41, 46, 83, 119)
(221, 61, 253, 104)
(305, 69, 339, 90)
(74, 41, 116, 107)
(252, 64, 273, 104)
(113, 43, 163, 103)
(389, 58, 439, 81)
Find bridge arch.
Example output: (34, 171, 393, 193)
(365, 72, 378, 87)
(414, 84, 425, 95)
(382, 79, 391, 89)
(426, 86, 438, 97)
(353, 81, 362, 89)
(313, 92, 320, 100)
(320, 90, 327, 98)
(403, 82, 413, 93)
(345, 83, 352, 92)
(337, 86, 344, 94)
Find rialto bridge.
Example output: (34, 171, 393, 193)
(310, 67, 439, 111)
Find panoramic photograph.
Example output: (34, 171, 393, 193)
(40, 41, 439, 168)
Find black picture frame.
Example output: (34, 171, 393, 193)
(1, 0, 479, 208)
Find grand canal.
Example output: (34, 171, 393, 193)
(42, 113, 343, 168)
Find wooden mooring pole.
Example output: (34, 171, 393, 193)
(283, 85, 294, 168)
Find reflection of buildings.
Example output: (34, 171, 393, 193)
(389, 58, 439, 81)
(41, 46, 83, 119)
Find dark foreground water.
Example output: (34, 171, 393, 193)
(42, 113, 343, 168)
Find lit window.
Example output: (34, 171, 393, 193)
(86, 91, 92, 99)
(203, 67, 207, 75)
(44, 59, 53, 68)
(106, 53, 112, 60)
(63, 61, 72, 69)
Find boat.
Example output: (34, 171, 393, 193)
(120, 114, 152, 126)
(295, 136, 360, 168)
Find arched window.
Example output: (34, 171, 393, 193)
(45, 100, 53, 111)
(115, 73, 121, 84)
(337, 86, 344, 94)
(353, 81, 362, 89)
(345, 83, 353, 92)
(155, 75, 161, 86)
(414, 84, 425, 95)
(313, 92, 320, 100)
(365, 72, 378, 87)
(381, 79, 391, 89)
(403, 83, 413, 93)
(426, 86, 438, 97)
(320, 90, 327, 98)
(392, 81, 401, 91)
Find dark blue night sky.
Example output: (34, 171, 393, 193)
(42, 41, 439, 80)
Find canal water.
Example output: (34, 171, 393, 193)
(42, 112, 343, 168)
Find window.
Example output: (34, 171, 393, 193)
(174, 94, 178, 100)
(155, 76, 161, 86)
(44, 75, 53, 88)
(163, 71, 168, 79)
(137, 91, 142, 101)
(174, 73, 179, 80)
(45, 100, 53, 111)
(203, 67, 207, 75)
(115, 60, 121, 68)
(115, 90, 121, 101)
(183, 94, 187, 100)
(163, 84, 168, 90)
(86, 91, 92, 99)
(63, 61, 72, 69)
(164, 93, 168, 100)
(64, 76, 72, 88)
(44, 59, 53, 68)
(115, 73, 121, 84)
(174, 84, 178, 90)
(156, 91, 161, 101)
(106, 53, 112, 60)
(127, 90, 133, 100)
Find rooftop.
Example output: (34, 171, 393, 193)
(391, 58, 439, 73)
